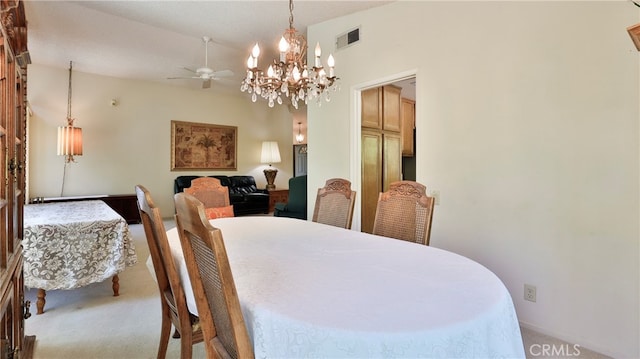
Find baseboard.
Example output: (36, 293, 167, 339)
(519, 321, 619, 358)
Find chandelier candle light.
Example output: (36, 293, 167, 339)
(240, 0, 339, 109)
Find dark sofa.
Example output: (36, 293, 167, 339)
(174, 175, 269, 216)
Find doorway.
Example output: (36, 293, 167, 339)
(357, 75, 417, 233)
(293, 144, 307, 177)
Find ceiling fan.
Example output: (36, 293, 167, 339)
(167, 36, 233, 89)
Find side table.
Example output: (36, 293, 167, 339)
(268, 189, 289, 212)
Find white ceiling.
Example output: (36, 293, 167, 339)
(25, 1, 393, 95)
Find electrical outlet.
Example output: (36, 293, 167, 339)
(524, 284, 537, 302)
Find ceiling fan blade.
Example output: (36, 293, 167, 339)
(182, 67, 197, 74)
(202, 79, 212, 89)
(167, 76, 205, 81)
(212, 69, 233, 78)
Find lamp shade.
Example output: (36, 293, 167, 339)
(260, 141, 281, 165)
(57, 126, 83, 157)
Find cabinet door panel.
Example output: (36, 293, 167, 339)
(382, 85, 401, 132)
(361, 88, 382, 129)
(383, 133, 402, 191)
(361, 130, 382, 234)
(401, 99, 415, 157)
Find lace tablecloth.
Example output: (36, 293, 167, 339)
(163, 216, 524, 358)
(23, 200, 137, 290)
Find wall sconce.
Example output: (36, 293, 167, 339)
(58, 61, 83, 163)
(260, 141, 281, 190)
(295, 122, 304, 143)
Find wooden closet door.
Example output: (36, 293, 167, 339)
(361, 85, 402, 234)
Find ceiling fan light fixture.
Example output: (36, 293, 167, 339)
(240, 0, 339, 109)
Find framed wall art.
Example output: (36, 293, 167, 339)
(171, 120, 237, 171)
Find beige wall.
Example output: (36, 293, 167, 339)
(27, 64, 294, 216)
(25, 2, 640, 357)
(308, 1, 639, 358)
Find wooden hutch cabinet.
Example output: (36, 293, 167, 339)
(0, 1, 31, 358)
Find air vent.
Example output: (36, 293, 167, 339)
(336, 27, 360, 50)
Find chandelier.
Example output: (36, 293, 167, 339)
(240, 0, 338, 109)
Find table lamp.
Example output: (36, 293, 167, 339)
(261, 141, 281, 190)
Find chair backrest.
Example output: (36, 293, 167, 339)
(286, 175, 307, 213)
(135, 185, 200, 346)
(184, 177, 231, 208)
(174, 192, 254, 359)
(312, 178, 356, 229)
(372, 181, 435, 246)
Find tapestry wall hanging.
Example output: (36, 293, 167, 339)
(171, 120, 237, 170)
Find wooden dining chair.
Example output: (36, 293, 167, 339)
(135, 185, 203, 359)
(174, 192, 254, 359)
(372, 180, 435, 246)
(184, 177, 234, 219)
(312, 178, 357, 229)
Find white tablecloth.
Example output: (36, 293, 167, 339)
(23, 200, 137, 290)
(162, 216, 524, 358)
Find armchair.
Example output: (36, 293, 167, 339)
(274, 175, 307, 220)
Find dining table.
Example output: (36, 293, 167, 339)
(23, 200, 138, 314)
(162, 216, 525, 358)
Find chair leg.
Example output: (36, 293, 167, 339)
(157, 305, 171, 359)
(179, 326, 192, 359)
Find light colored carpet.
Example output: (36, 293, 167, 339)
(25, 220, 206, 359)
(25, 221, 610, 359)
